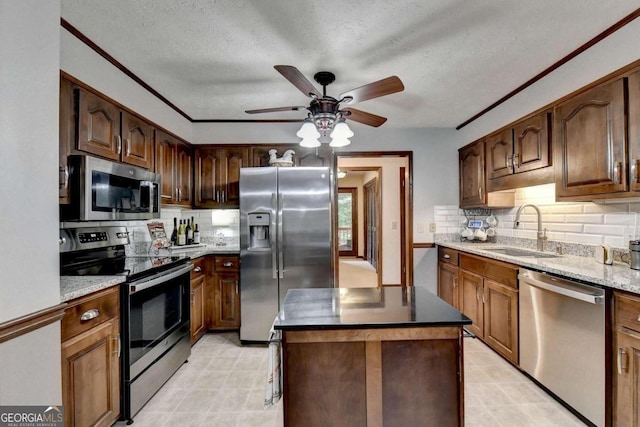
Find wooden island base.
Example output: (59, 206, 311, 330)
(282, 326, 464, 427)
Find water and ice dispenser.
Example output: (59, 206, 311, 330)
(248, 213, 271, 250)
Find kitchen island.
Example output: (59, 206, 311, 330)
(273, 287, 471, 427)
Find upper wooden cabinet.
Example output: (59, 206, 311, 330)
(76, 87, 155, 170)
(459, 140, 486, 208)
(156, 130, 192, 207)
(485, 111, 553, 192)
(120, 111, 155, 170)
(195, 146, 249, 208)
(628, 69, 640, 193)
(554, 77, 627, 199)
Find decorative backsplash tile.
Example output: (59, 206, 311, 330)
(435, 183, 640, 256)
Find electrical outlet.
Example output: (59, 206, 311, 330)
(417, 223, 425, 233)
(429, 223, 436, 233)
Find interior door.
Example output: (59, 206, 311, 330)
(364, 178, 378, 271)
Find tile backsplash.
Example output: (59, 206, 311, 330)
(61, 208, 240, 256)
(435, 183, 640, 252)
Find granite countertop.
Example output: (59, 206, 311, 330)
(273, 287, 471, 331)
(437, 241, 640, 295)
(60, 245, 240, 302)
(60, 275, 127, 302)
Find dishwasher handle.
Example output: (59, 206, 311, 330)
(518, 271, 604, 305)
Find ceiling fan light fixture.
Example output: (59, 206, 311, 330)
(330, 120, 354, 139)
(299, 137, 321, 148)
(329, 137, 351, 148)
(337, 170, 347, 179)
(296, 119, 320, 139)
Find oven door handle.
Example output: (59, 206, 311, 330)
(128, 263, 194, 294)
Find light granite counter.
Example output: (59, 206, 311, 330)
(60, 275, 127, 302)
(437, 241, 640, 295)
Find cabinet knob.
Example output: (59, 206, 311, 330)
(444, 254, 450, 259)
(194, 266, 202, 272)
(223, 262, 234, 267)
(80, 309, 99, 322)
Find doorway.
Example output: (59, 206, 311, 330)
(334, 152, 412, 288)
(338, 188, 358, 257)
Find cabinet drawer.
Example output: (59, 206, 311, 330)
(615, 292, 640, 333)
(460, 253, 518, 288)
(191, 257, 208, 280)
(215, 256, 239, 272)
(62, 287, 119, 342)
(438, 247, 459, 265)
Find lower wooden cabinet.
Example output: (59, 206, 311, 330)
(61, 287, 120, 427)
(614, 291, 640, 426)
(457, 252, 519, 365)
(189, 255, 241, 341)
(437, 247, 460, 310)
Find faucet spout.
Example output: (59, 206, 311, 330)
(513, 204, 547, 251)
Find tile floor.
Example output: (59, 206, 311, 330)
(123, 332, 587, 427)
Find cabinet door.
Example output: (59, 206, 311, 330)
(155, 131, 177, 204)
(216, 272, 240, 328)
(121, 111, 154, 169)
(483, 279, 518, 364)
(459, 140, 485, 207)
(437, 262, 459, 310)
(59, 78, 74, 204)
(195, 147, 221, 207)
(61, 319, 120, 427)
(555, 78, 627, 198)
(220, 147, 249, 206)
(629, 70, 640, 192)
(76, 88, 121, 161)
(190, 275, 206, 343)
(486, 128, 513, 179)
(459, 270, 483, 338)
(513, 111, 551, 174)
(614, 330, 640, 426)
(176, 142, 193, 206)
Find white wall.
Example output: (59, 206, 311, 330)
(457, 18, 640, 145)
(0, 0, 62, 404)
(60, 29, 192, 141)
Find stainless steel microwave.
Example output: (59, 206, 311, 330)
(61, 155, 161, 221)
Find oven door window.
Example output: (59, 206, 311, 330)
(128, 279, 184, 365)
(92, 171, 153, 214)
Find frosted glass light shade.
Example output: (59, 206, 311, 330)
(329, 137, 351, 147)
(299, 137, 321, 147)
(330, 121, 354, 139)
(296, 121, 320, 139)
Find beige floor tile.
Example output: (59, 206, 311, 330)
(498, 382, 548, 404)
(194, 370, 230, 390)
(163, 411, 207, 427)
(488, 404, 538, 427)
(234, 353, 267, 371)
(466, 383, 515, 406)
(245, 388, 268, 411)
(205, 355, 238, 371)
(142, 386, 187, 412)
(174, 389, 218, 413)
(464, 404, 500, 426)
(208, 389, 251, 412)
(239, 410, 278, 427)
(223, 370, 261, 389)
(465, 364, 494, 383)
(200, 411, 243, 427)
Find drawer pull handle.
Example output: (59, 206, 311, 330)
(444, 254, 450, 259)
(80, 309, 99, 321)
(194, 266, 202, 273)
(453, 277, 457, 288)
(223, 262, 234, 267)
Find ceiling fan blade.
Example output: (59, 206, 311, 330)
(339, 76, 404, 104)
(342, 108, 387, 127)
(274, 65, 322, 98)
(245, 105, 307, 114)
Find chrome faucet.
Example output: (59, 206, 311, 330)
(513, 204, 547, 252)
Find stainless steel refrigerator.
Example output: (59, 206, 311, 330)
(239, 167, 333, 342)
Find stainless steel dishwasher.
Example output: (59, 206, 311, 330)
(518, 268, 606, 427)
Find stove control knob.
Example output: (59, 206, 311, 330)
(59, 237, 66, 246)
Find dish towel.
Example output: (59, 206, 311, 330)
(264, 325, 282, 407)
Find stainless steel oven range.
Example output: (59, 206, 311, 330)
(60, 226, 192, 423)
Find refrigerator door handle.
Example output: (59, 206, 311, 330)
(271, 192, 278, 279)
(278, 192, 285, 279)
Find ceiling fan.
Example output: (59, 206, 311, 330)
(246, 65, 405, 135)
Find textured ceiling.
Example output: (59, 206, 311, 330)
(61, 0, 639, 128)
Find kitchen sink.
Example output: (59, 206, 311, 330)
(483, 248, 560, 258)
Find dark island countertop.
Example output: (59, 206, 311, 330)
(273, 287, 471, 331)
